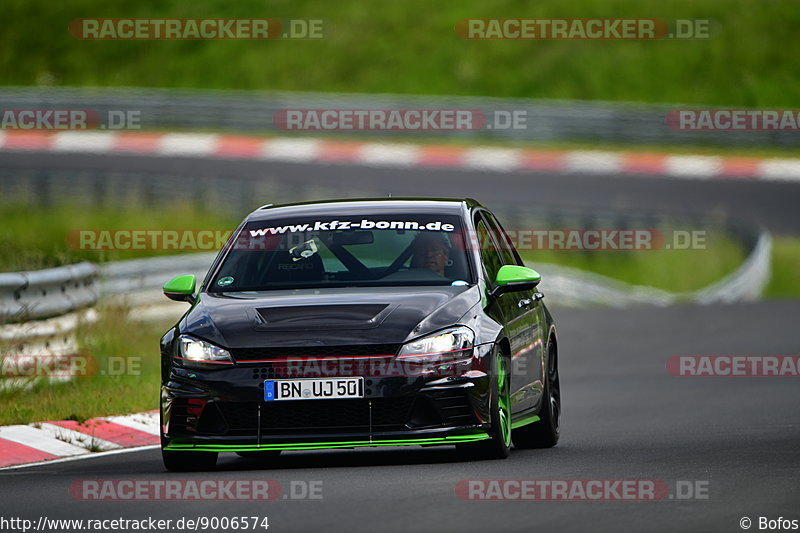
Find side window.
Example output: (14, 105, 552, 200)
(484, 212, 522, 266)
(475, 217, 504, 285)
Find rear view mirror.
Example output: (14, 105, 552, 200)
(332, 231, 374, 246)
(163, 274, 196, 303)
(492, 265, 541, 297)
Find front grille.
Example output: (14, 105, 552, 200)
(217, 397, 415, 435)
(430, 389, 477, 426)
(230, 344, 401, 362)
(167, 398, 195, 435)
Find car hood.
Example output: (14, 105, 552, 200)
(181, 285, 481, 349)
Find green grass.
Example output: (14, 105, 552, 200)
(764, 237, 800, 298)
(0, 304, 172, 426)
(0, 202, 240, 271)
(520, 229, 747, 292)
(1, 0, 798, 106)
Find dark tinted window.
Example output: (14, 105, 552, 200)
(475, 217, 504, 285)
(208, 214, 472, 292)
(483, 212, 521, 266)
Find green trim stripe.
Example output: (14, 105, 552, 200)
(165, 433, 489, 452)
(510, 414, 540, 429)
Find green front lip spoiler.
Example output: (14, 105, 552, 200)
(164, 432, 490, 452)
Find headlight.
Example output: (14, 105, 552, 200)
(397, 326, 475, 364)
(176, 335, 233, 368)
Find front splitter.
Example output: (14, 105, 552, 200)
(164, 431, 490, 452)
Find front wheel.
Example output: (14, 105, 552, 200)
(458, 349, 511, 460)
(512, 339, 560, 449)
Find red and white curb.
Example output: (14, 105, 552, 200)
(1, 130, 799, 182)
(0, 411, 159, 469)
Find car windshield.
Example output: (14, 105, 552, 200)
(207, 213, 473, 292)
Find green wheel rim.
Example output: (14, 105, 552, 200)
(497, 356, 511, 447)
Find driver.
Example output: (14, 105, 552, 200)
(410, 233, 451, 277)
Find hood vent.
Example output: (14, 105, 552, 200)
(253, 304, 394, 331)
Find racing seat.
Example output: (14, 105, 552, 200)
(261, 251, 325, 284)
(443, 249, 469, 281)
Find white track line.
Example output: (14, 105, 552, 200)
(564, 151, 623, 173)
(0, 425, 89, 457)
(462, 148, 522, 171)
(0, 445, 160, 471)
(664, 155, 723, 178)
(158, 133, 218, 156)
(261, 138, 322, 161)
(358, 143, 421, 167)
(759, 159, 800, 181)
(52, 131, 117, 152)
(37, 423, 121, 452)
(4, 130, 800, 182)
(104, 412, 160, 436)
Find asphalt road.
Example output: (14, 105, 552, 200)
(2, 151, 800, 234)
(2, 299, 798, 533)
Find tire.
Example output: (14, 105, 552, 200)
(162, 448, 218, 472)
(458, 348, 511, 460)
(160, 400, 218, 471)
(511, 338, 560, 449)
(161, 428, 218, 471)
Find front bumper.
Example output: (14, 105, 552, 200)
(161, 353, 493, 452)
(164, 429, 490, 452)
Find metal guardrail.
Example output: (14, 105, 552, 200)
(0, 208, 771, 322)
(0, 262, 98, 324)
(0, 86, 797, 148)
(0, 168, 271, 217)
(0, 206, 772, 333)
(0, 215, 773, 391)
(96, 218, 772, 309)
(100, 253, 217, 296)
(0, 261, 98, 391)
(692, 231, 772, 304)
(532, 230, 772, 307)
(0, 262, 98, 391)
(0, 309, 97, 392)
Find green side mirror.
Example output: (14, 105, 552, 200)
(493, 265, 541, 296)
(163, 274, 196, 303)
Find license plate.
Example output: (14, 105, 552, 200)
(264, 377, 364, 401)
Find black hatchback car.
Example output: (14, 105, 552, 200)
(160, 198, 560, 470)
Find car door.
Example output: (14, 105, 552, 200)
(482, 211, 545, 415)
(475, 211, 540, 415)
